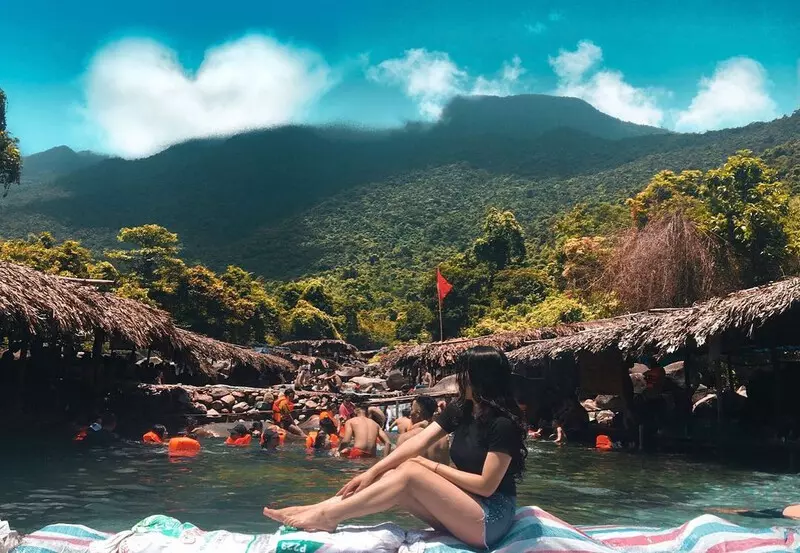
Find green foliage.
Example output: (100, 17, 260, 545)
(395, 303, 434, 343)
(0, 89, 22, 197)
(107, 224, 181, 285)
(489, 268, 551, 308)
(0, 232, 94, 277)
(473, 208, 527, 269)
(286, 300, 341, 340)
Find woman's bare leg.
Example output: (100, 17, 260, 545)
(263, 461, 485, 547)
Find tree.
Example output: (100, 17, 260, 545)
(0, 232, 94, 277)
(286, 300, 340, 340)
(702, 151, 793, 284)
(473, 208, 526, 269)
(107, 225, 181, 285)
(0, 89, 22, 197)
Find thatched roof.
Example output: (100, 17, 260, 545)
(280, 339, 359, 355)
(172, 329, 295, 375)
(0, 261, 177, 347)
(380, 327, 586, 373)
(0, 262, 294, 376)
(509, 277, 800, 366)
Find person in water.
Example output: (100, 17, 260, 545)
(709, 505, 800, 520)
(338, 406, 392, 459)
(273, 390, 306, 437)
(553, 419, 566, 445)
(143, 424, 167, 444)
(339, 395, 357, 422)
(421, 370, 435, 388)
(226, 423, 253, 446)
(397, 395, 450, 465)
(264, 346, 527, 549)
(83, 413, 119, 446)
(306, 417, 341, 450)
(250, 421, 263, 439)
(168, 430, 201, 457)
(393, 409, 413, 434)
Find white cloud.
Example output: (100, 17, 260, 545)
(674, 57, 777, 131)
(549, 41, 664, 126)
(83, 35, 332, 158)
(367, 50, 525, 119)
(525, 22, 547, 35)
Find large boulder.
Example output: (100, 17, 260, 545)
(581, 399, 599, 412)
(430, 375, 459, 395)
(305, 399, 319, 410)
(351, 377, 387, 391)
(220, 394, 236, 408)
(386, 371, 407, 392)
(630, 373, 647, 395)
(232, 391, 246, 400)
(233, 402, 249, 414)
(206, 409, 221, 418)
(191, 402, 208, 415)
(172, 388, 192, 406)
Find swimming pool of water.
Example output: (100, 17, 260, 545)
(1, 437, 798, 534)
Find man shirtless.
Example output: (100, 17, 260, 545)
(396, 395, 450, 465)
(393, 409, 413, 434)
(339, 406, 392, 459)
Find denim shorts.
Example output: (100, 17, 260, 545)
(478, 493, 516, 548)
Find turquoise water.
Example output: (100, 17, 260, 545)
(1, 437, 798, 535)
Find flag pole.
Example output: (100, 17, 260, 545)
(438, 293, 444, 342)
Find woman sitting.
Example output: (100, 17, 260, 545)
(263, 346, 527, 549)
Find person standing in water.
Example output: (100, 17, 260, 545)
(397, 395, 450, 465)
(393, 409, 413, 434)
(264, 346, 527, 549)
(338, 406, 393, 459)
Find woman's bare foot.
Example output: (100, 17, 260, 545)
(284, 507, 337, 533)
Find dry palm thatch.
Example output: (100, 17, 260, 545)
(171, 328, 295, 375)
(600, 212, 734, 312)
(380, 327, 586, 374)
(280, 339, 359, 356)
(508, 277, 800, 366)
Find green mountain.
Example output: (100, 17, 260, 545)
(20, 146, 106, 184)
(2, 95, 798, 279)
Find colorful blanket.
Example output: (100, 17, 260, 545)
(7, 506, 800, 553)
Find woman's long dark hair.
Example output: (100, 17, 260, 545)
(455, 346, 528, 479)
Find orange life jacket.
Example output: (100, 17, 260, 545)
(142, 431, 163, 444)
(168, 437, 201, 457)
(596, 434, 613, 451)
(74, 428, 88, 442)
(306, 431, 340, 449)
(225, 434, 252, 446)
(273, 397, 294, 423)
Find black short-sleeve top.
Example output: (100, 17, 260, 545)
(434, 401, 519, 496)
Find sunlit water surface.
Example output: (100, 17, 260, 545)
(1, 437, 798, 534)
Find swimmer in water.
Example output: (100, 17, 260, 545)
(168, 429, 201, 457)
(339, 406, 392, 459)
(225, 423, 253, 446)
(709, 505, 800, 520)
(250, 420, 263, 439)
(143, 424, 167, 444)
(306, 417, 341, 450)
(397, 395, 450, 465)
(273, 389, 306, 438)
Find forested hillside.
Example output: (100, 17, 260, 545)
(4, 95, 798, 280)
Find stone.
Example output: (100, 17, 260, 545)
(206, 409, 221, 418)
(254, 396, 264, 403)
(191, 402, 208, 415)
(254, 401, 270, 411)
(233, 402, 249, 413)
(596, 410, 615, 426)
(305, 399, 318, 410)
(220, 394, 236, 408)
(261, 392, 275, 405)
(210, 400, 224, 411)
(386, 371, 407, 391)
(210, 388, 229, 400)
(221, 407, 231, 414)
(298, 414, 307, 421)
(232, 391, 246, 400)
(195, 393, 214, 405)
(595, 395, 623, 412)
(247, 409, 259, 415)
(581, 399, 598, 412)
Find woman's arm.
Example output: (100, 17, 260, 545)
(338, 422, 446, 496)
(413, 452, 512, 497)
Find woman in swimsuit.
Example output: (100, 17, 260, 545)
(264, 346, 527, 549)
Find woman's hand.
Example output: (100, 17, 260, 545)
(337, 470, 377, 497)
(409, 456, 437, 472)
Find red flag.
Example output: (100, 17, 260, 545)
(437, 268, 453, 302)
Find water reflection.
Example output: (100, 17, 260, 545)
(0, 438, 797, 534)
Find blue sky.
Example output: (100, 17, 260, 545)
(2, 0, 798, 157)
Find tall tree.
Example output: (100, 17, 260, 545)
(0, 89, 22, 197)
(107, 224, 182, 285)
(473, 208, 526, 269)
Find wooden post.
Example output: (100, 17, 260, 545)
(709, 336, 723, 427)
(437, 294, 444, 343)
(683, 355, 693, 438)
